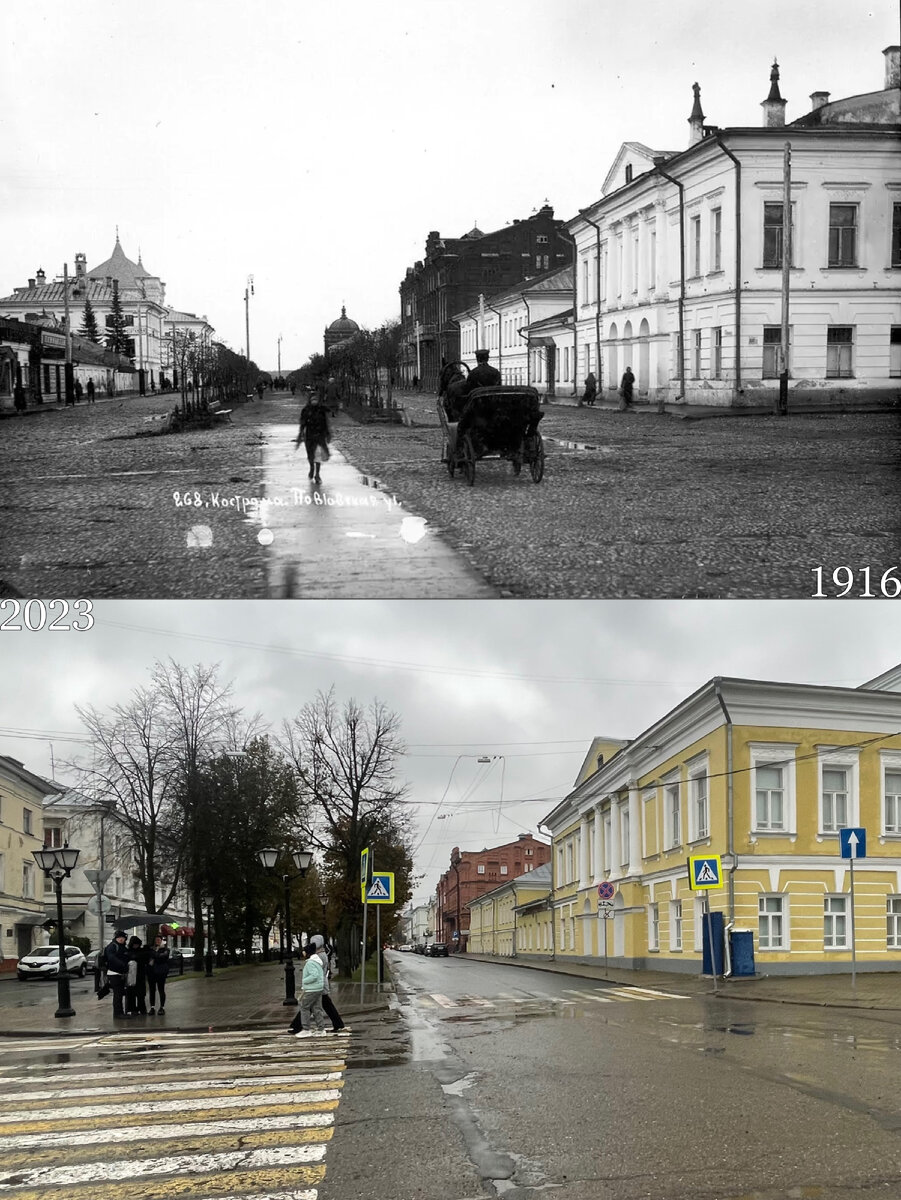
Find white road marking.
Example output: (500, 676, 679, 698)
(0, 1112, 334, 1151)
(624, 985, 690, 1000)
(0, 1072, 342, 1103)
(562, 989, 614, 1003)
(0, 1088, 342, 1124)
(0, 1144, 327, 1187)
(192, 1192, 318, 1200)
(430, 994, 459, 1008)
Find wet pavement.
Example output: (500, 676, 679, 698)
(3, 388, 898, 598)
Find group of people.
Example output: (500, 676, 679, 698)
(582, 366, 635, 409)
(100, 929, 170, 1018)
(289, 935, 350, 1038)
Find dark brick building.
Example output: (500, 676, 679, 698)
(435, 833, 551, 951)
(398, 205, 573, 390)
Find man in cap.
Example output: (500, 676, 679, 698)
(460, 349, 501, 396)
(103, 930, 131, 1018)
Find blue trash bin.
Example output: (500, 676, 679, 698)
(730, 929, 755, 977)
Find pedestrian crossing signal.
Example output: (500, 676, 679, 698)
(688, 854, 723, 890)
(365, 871, 395, 904)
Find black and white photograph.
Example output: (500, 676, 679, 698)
(1, 0, 898, 599)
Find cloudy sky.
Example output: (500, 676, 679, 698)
(2, 0, 895, 370)
(2, 599, 899, 905)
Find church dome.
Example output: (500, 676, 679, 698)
(327, 305, 360, 335)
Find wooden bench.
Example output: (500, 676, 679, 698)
(208, 400, 233, 423)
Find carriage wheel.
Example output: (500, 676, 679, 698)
(529, 435, 545, 484)
(461, 435, 476, 487)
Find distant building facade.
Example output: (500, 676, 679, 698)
(399, 205, 573, 391)
(324, 306, 360, 356)
(435, 833, 552, 951)
(567, 47, 901, 407)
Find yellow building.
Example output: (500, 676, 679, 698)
(540, 667, 901, 976)
(0, 756, 54, 963)
(467, 863, 553, 958)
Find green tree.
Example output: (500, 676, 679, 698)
(79, 295, 101, 343)
(106, 281, 131, 356)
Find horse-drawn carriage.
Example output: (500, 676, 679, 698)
(438, 363, 545, 487)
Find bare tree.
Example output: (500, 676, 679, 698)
(282, 689, 413, 972)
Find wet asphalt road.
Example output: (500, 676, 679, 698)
(1, 390, 898, 598)
(326, 953, 901, 1200)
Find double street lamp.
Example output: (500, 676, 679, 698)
(318, 887, 328, 947)
(258, 847, 312, 1005)
(32, 843, 81, 1018)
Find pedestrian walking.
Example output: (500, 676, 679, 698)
(256, 379, 265, 401)
(294, 942, 328, 1038)
(13, 384, 26, 414)
(102, 930, 130, 1018)
(325, 375, 340, 414)
(619, 366, 635, 410)
(411, 374, 419, 391)
(582, 371, 597, 407)
(147, 933, 170, 1014)
(295, 393, 332, 483)
(86, 379, 95, 404)
(125, 935, 149, 1016)
(288, 935, 349, 1035)
(74, 379, 84, 404)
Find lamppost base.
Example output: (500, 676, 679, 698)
(55, 1007, 76, 1018)
(283, 961, 297, 1005)
(282, 996, 299, 1006)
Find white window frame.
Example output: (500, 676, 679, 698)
(22, 862, 34, 899)
(642, 789, 657, 858)
(710, 207, 722, 272)
(881, 752, 901, 836)
(687, 756, 710, 843)
(648, 903, 659, 951)
(602, 814, 612, 872)
(824, 895, 849, 950)
(556, 847, 565, 885)
(750, 744, 798, 836)
(500, 864, 508, 875)
(669, 899, 683, 951)
(758, 894, 787, 950)
(477, 863, 486, 875)
(887, 896, 901, 949)
(817, 747, 860, 836)
(620, 804, 630, 867)
(0, 852, 4, 892)
(663, 775, 681, 850)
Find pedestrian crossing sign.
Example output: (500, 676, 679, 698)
(688, 855, 723, 890)
(365, 871, 395, 904)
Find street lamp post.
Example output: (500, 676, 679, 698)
(204, 900, 214, 977)
(318, 887, 328, 947)
(32, 844, 81, 1018)
(259, 847, 313, 1006)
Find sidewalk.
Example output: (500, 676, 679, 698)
(0, 961, 393, 1038)
(462, 952, 901, 1013)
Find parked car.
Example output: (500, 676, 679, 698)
(397, 944, 413, 952)
(426, 942, 449, 957)
(85, 949, 102, 974)
(17, 946, 87, 980)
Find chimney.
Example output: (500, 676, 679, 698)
(761, 59, 787, 127)
(688, 81, 705, 145)
(885, 45, 901, 90)
(809, 91, 830, 111)
(35, 268, 46, 285)
(28, 278, 35, 288)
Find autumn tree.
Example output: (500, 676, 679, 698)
(281, 689, 415, 973)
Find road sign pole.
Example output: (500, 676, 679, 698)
(849, 852, 856, 990)
(360, 895, 368, 1004)
(706, 896, 718, 994)
(376, 906, 382, 987)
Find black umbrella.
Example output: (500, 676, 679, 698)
(115, 913, 170, 930)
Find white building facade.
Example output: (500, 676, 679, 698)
(568, 47, 901, 407)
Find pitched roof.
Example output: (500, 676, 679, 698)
(87, 237, 152, 288)
(453, 264, 573, 320)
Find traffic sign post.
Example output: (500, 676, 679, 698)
(688, 856, 724, 992)
(840, 828, 867, 989)
(360, 848, 370, 1004)
(597, 883, 616, 975)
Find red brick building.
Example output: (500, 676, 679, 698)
(435, 834, 551, 951)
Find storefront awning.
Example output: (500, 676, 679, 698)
(526, 336, 556, 347)
(12, 913, 50, 927)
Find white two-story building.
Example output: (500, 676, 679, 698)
(568, 46, 901, 407)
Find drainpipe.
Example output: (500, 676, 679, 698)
(520, 293, 532, 386)
(579, 209, 603, 391)
(486, 302, 504, 381)
(512, 886, 517, 958)
(556, 229, 578, 397)
(713, 678, 735, 927)
(712, 138, 743, 401)
(653, 161, 685, 409)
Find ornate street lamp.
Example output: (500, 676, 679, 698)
(32, 843, 81, 1018)
(258, 847, 313, 1005)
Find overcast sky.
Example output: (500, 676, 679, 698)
(2, 1, 896, 370)
(2, 599, 899, 905)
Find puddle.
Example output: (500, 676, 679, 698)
(441, 1072, 476, 1097)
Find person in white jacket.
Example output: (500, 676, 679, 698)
(294, 943, 327, 1038)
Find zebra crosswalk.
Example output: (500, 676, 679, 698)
(0, 1028, 347, 1200)
(414, 984, 688, 1010)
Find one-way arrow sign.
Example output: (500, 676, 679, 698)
(840, 828, 866, 859)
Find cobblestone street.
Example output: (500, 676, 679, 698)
(1, 389, 898, 598)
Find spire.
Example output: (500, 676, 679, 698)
(688, 81, 705, 145)
(341, 304, 346, 318)
(761, 59, 787, 127)
(767, 59, 783, 102)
